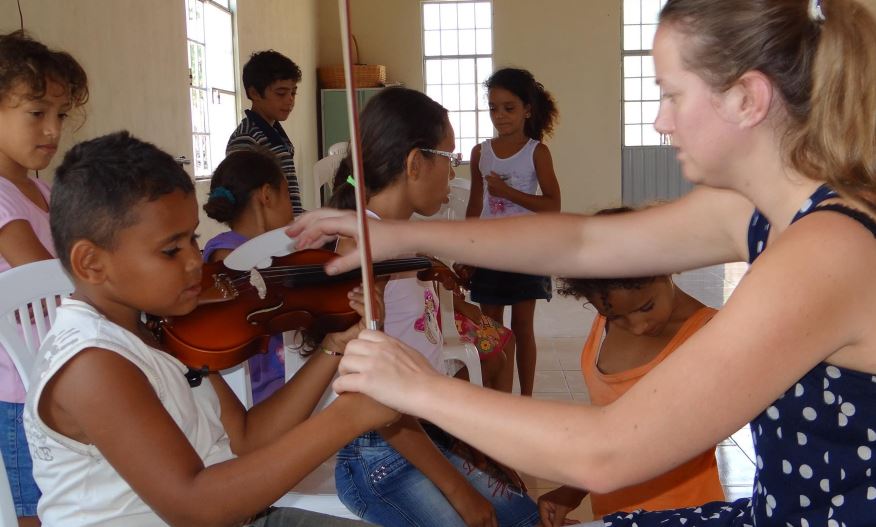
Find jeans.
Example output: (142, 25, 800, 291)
(1, 401, 40, 517)
(335, 428, 539, 527)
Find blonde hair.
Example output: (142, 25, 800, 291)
(660, 0, 876, 212)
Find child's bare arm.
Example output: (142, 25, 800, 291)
(43, 347, 394, 527)
(466, 145, 484, 218)
(0, 220, 53, 266)
(214, 282, 385, 453)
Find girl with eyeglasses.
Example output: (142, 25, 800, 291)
(328, 87, 540, 527)
(465, 67, 561, 397)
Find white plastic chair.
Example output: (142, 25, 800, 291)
(436, 284, 483, 386)
(0, 259, 75, 525)
(0, 259, 75, 392)
(313, 142, 349, 208)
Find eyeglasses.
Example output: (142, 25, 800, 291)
(421, 148, 463, 168)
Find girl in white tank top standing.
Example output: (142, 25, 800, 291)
(465, 68, 561, 396)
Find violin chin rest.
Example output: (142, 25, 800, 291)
(225, 227, 297, 271)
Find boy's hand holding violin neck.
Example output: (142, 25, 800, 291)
(288, 208, 411, 275)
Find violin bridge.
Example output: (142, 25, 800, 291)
(250, 268, 267, 300)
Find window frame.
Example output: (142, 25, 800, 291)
(421, 0, 494, 164)
(620, 0, 670, 147)
(185, 0, 240, 179)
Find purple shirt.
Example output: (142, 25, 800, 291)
(203, 231, 286, 404)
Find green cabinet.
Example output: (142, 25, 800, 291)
(320, 88, 382, 157)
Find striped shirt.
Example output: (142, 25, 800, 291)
(226, 109, 303, 214)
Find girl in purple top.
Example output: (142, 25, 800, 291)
(202, 149, 297, 404)
(0, 30, 87, 525)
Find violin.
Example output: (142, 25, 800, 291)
(158, 248, 430, 372)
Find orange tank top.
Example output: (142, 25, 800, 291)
(581, 307, 726, 517)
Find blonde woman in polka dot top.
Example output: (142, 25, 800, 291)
(290, 0, 876, 525)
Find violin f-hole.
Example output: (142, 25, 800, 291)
(246, 300, 285, 325)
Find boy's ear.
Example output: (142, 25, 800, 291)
(68, 240, 107, 284)
(246, 85, 262, 102)
(405, 148, 421, 181)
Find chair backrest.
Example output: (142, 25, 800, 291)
(0, 259, 75, 392)
(312, 142, 349, 208)
(446, 178, 471, 220)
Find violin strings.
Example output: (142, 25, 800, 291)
(221, 258, 431, 287)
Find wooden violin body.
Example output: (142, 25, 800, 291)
(159, 248, 430, 371)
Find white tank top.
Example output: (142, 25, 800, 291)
(478, 138, 540, 218)
(24, 299, 234, 527)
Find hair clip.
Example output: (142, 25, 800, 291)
(209, 186, 236, 204)
(346, 175, 357, 187)
(808, 0, 826, 22)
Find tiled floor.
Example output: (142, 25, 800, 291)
(501, 263, 755, 522)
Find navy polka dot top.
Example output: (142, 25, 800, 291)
(603, 186, 876, 527)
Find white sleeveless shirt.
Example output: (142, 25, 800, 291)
(24, 299, 234, 527)
(478, 138, 540, 218)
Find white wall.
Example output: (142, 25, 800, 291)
(0, 0, 321, 240)
(318, 0, 623, 213)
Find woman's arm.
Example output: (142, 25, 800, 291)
(0, 219, 53, 266)
(484, 143, 560, 212)
(334, 212, 876, 493)
(290, 185, 752, 280)
(41, 347, 395, 527)
(465, 145, 484, 219)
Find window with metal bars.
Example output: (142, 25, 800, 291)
(422, 0, 493, 162)
(185, 0, 238, 178)
(621, 0, 669, 147)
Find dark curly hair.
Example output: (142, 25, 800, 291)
(0, 30, 88, 107)
(557, 207, 659, 308)
(485, 68, 558, 141)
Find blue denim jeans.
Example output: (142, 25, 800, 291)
(1, 401, 40, 517)
(335, 427, 539, 527)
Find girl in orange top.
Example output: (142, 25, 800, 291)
(538, 209, 725, 525)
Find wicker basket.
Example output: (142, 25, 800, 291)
(318, 35, 386, 89)
(318, 64, 386, 89)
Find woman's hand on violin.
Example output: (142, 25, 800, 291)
(333, 330, 443, 416)
(287, 208, 405, 275)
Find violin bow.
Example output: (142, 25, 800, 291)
(338, 0, 379, 330)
